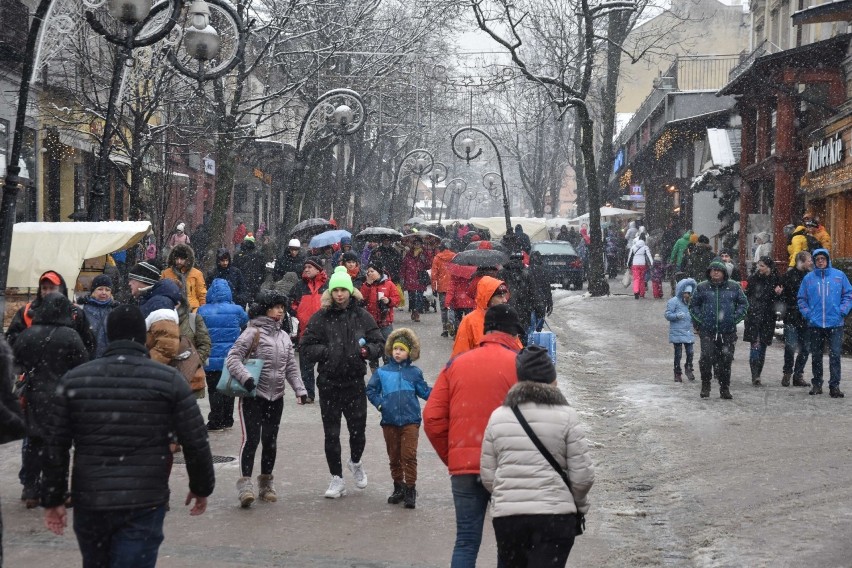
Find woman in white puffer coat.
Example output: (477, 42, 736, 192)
(481, 346, 594, 567)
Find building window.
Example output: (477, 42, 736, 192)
(770, 110, 777, 155)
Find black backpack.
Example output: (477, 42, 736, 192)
(788, 229, 822, 253)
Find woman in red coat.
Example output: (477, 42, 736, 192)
(400, 238, 431, 322)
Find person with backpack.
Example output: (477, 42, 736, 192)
(788, 222, 822, 266)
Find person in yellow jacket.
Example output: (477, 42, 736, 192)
(787, 225, 809, 267)
(161, 244, 207, 311)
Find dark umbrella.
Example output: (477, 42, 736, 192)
(450, 248, 509, 267)
(355, 227, 403, 241)
(290, 218, 333, 238)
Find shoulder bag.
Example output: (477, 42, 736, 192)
(511, 405, 586, 536)
(217, 329, 263, 398)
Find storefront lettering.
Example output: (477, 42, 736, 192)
(807, 135, 844, 173)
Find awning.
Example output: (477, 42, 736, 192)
(792, 0, 852, 25)
(59, 131, 95, 153)
(707, 128, 736, 167)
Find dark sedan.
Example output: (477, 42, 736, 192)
(531, 241, 585, 290)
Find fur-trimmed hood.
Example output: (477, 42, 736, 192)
(503, 381, 567, 407)
(320, 288, 364, 309)
(166, 243, 196, 272)
(385, 327, 420, 361)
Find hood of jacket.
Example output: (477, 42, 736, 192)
(474, 276, 504, 310)
(812, 248, 832, 270)
(435, 250, 456, 263)
(166, 243, 196, 272)
(676, 232, 691, 244)
(31, 293, 74, 326)
(675, 277, 697, 300)
(139, 279, 183, 317)
(633, 239, 646, 248)
(628, 221, 636, 229)
(385, 327, 421, 361)
(320, 288, 365, 309)
(705, 259, 729, 281)
(206, 278, 234, 304)
(503, 381, 567, 407)
(249, 315, 281, 334)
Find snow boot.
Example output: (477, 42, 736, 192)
(720, 385, 733, 400)
(674, 371, 683, 383)
(809, 384, 823, 395)
(781, 372, 791, 387)
(403, 485, 417, 509)
(792, 374, 808, 387)
(752, 376, 762, 387)
(237, 477, 255, 508)
(700, 380, 711, 398)
(412, 311, 421, 323)
(257, 474, 277, 503)
(388, 482, 405, 504)
(830, 387, 845, 398)
(685, 367, 695, 381)
(21, 486, 38, 509)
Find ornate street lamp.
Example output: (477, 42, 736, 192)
(482, 171, 502, 199)
(451, 126, 512, 236)
(420, 161, 447, 219)
(440, 177, 466, 224)
(390, 149, 433, 225)
(281, 89, 366, 234)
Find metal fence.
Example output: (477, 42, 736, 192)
(667, 55, 743, 91)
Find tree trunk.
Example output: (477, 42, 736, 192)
(578, 104, 609, 297)
(209, 126, 237, 252)
(596, 11, 630, 204)
(573, 118, 588, 215)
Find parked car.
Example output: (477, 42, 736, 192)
(531, 241, 585, 290)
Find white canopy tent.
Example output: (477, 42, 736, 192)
(569, 206, 642, 222)
(8, 221, 151, 289)
(434, 217, 550, 241)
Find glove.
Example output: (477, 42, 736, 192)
(243, 378, 256, 392)
(299, 394, 308, 404)
(360, 347, 369, 359)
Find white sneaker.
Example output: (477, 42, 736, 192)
(325, 475, 347, 499)
(348, 459, 368, 489)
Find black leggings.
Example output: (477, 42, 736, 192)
(319, 381, 367, 477)
(238, 397, 284, 477)
(493, 514, 577, 567)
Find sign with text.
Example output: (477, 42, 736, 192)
(807, 134, 844, 173)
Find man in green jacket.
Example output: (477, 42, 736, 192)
(668, 231, 693, 296)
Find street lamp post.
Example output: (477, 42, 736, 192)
(390, 149, 433, 225)
(421, 161, 447, 220)
(281, 89, 365, 235)
(440, 177, 466, 224)
(451, 126, 512, 237)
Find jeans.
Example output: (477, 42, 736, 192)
(783, 325, 810, 376)
(74, 505, 166, 568)
(810, 326, 844, 388)
(698, 333, 737, 387)
(238, 397, 284, 476)
(298, 352, 316, 399)
(438, 292, 455, 327)
(492, 514, 577, 567)
(672, 342, 694, 373)
(749, 342, 768, 379)
(319, 382, 367, 477)
(450, 474, 496, 568)
(205, 371, 235, 428)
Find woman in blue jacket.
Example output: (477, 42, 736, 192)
(665, 278, 696, 382)
(197, 278, 249, 430)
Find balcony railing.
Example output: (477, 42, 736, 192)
(672, 55, 742, 91)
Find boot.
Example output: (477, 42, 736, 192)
(440, 322, 449, 338)
(685, 367, 695, 381)
(700, 380, 711, 398)
(21, 486, 38, 509)
(792, 374, 808, 387)
(752, 377, 762, 387)
(257, 474, 277, 503)
(830, 386, 845, 398)
(237, 477, 255, 508)
(412, 311, 421, 322)
(403, 484, 417, 509)
(781, 372, 791, 387)
(720, 385, 733, 400)
(809, 384, 823, 395)
(387, 482, 405, 504)
(674, 371, 683, 383)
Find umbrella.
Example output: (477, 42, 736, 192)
(405, 216, 427, 225)
(290, 218, 333, 237)
(450, 248, 509, 267)
(355, 227, 402, 241)
(402, 231, 441, 245)
(569, 207, 641, 222)
(309, 229, 352, 249)
(466, 240, 507, 252)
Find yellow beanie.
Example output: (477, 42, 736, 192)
(689, 233, 699, 244)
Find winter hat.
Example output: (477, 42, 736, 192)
(484, 304, 525, 336)
(341, 251, 360, 264)
(367, 260, 385, 275)
(249, 289, 288, 318)
(328, 266, 354, 293)
(304, 257, 324, 272)
(244, 233, 255, 243)
(689, 233, 699, 244)
(707, 259, 728, 277)
(516, 345, 557, 384)
(683, 284, 694, 294)
(385, 328, 420, 361)
(176, 222, 185, 232)
(91, 274, 113, 290)
(128, 262, 161, 285)
(470, 234, 482, 242)
(698, 235, 710, 245)
(341, 236, 352, 246)
(106, 305, 147, 344)
(288, 238, 301, 248)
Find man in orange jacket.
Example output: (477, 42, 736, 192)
(423, 304, 524, 567)
(431, 242, 457, 338)
(451, 276, 517, 358)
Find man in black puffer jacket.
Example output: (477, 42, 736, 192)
(42, 305, 214, 565)
(497, 253, 544, 343)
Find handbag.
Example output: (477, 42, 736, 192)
(511, 405, 586, 536)
(172, 336, 206, 394)
(621, 270, 632, 288)
(217, 329, 262, 398)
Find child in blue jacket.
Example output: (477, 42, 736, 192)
(665, 278, 697, 382)
(366, 328, 430, 509)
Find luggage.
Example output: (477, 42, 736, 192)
(527, 317, 557, 364)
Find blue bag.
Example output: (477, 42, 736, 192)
(217, 329, 262, 398)
(527, 317, 557, 364)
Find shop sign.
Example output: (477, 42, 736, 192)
(807, 135, 844, 173)
(204, 157, 216, 175)
(613, 148, 625, 173)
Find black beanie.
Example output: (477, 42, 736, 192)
(106, 305, 147, 344)
(484, 304, 525, 336)
(367, 260, 385, 274)
(516, 345, 557, 383)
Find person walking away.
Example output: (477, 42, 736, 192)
(743, 256, 780, 386)
(198, 279, 249, 431)
(80, 274, 118, 358)
(360, 261, 401, 370)
(400, 237, 431, 322)
(452, 276, 518, 358)
(290, 257, 329, 402)
(233, 220, 247, 251)
(12, 293, 89, 508)
(685, 235, 715, 282)
(161, 244, 207, 312)
(299, 267, 385, 499)
(226, 290, 307, 507)
(514, 224, 531, 253)
(431, 241, 457, 337)
(528, 252, 553, 331)
(787, 222, 820, 266)
(498, 253, 544, 343)
(366, 328, 431, 509)
(480, 346, 595, 567)
(797, 248, 852, 397)
(0, 335, 25, 564)
(627, 237, 652, 299)
(669, 231, 693, 295)
(233, 235, 267, 302)
(445, 262, 477, 327)
(41, 305, 215, 567)
(206, 248, 247, 307)
(167, 222, 191, 250)
(273, 238, 306, 281)
(177, 295, 212, 397)
(689, 260, 749, 399)
(665, 278, 697, 382)
(556, 225, 570, 242)
(779, 251, 812, 387)
(424, 304, 525, 567)
(605, 228, 621, 279)
(650, 254, 665, 299)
